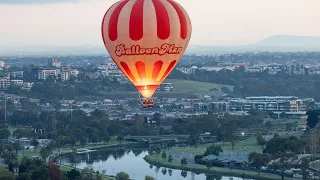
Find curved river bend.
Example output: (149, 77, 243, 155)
(60, 148, 253, 180)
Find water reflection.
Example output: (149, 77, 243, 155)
(60, 148, 253, 180)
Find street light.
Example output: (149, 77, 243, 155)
(242, 132, 247, 145)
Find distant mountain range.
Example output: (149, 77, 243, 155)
(1, 35, 320, 56)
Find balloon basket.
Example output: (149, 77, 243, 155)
(142, 98, 154, 108)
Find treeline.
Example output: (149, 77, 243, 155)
(6, 77, 136, 101)
(169, 67, 320, 100)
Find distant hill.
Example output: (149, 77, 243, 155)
(255, 35, 320, 47)
(1, 35, 320, 56)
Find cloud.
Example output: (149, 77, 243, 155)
(0, 0, 84, 4)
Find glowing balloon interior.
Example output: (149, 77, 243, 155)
(101, 0, 192, 99)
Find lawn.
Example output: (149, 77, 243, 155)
(165, 136, 261, 155)
(99, 79, 233, 99)
(164, 79, 233, 92)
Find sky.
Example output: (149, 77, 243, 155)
(0, 0, 319, 46)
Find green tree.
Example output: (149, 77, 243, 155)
(115, 172, 130, 180)
(12, 142, 21, 154)
(40, 147, 51, 161)
(256, 135, 267, 148)
(248, 152, 270, 169)
(116, 134, 124, 144)
(205, 160, 213, 169)
(145, 175, 155, 180)
(0, 128, 10, 139)
(204, 145, 223, 156)
(301, 158, 309, 180)
(187, 134, 200, 147)
(16, 173, 32, 180)
(67, 169, 81, 180)
(31, 138, 39, 151)
(0, 140, 4, 156)
(306, 109, 320, 129)
(0, 166, 14, 180)
(161, 150, 167, 160)
(168, 155, 173, 163)
(103, 133, 111, 144)
(181, 158, 187, 166)
(80, 137, 87, 147)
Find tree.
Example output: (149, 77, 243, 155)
(204, 145, 223, 156)
(0, 128, 10, 139)
(256, 135, 267, 148)
(161, 150, 167, 160)
(103, 133, 111, 144)
(0, 166, 14, 180)
(249, 152, 270, 169)
(0, 140, 4, 156)
(16, 173, 32, 180)
(12, 142, 21, 154)
(145, 176, 155, 180)
(306, 109, 320, 129)
(161, 168, 167, 175)
(168, 169, 173, 176)
(168, 155, 173, 163)
(301, 158, 309, 180)
(205, 160, 212, 169)
(67, 169, 81, 180)
(40, 147, 51, 161)
(116, 134, 124, 144)
(181, 158, 187, 166)
(69, 137, 77, 148)
(31, 138, 39, 151)
(187, 134, 200, 147)
(115, 172, 130, 180)
(80, 137, 87, 147)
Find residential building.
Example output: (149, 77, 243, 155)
(228, 96, 307, 119)
(0, 61, 5, 68)
(11, 71, 24, 79)
(157, 83, 173, 92)
(60, 67, 72, 81)
(208, 101, 228, 113)
(194, 103, 208, 112)
(70, 69, 79, 77)
(38, 68, 57, 80)
(11, 80, 23, 86)
(48, 57, 61, 68)
(0, 76, 10, 90)
(21, 82, 34, 90)
(285, 62, 307, 75)
(177, 66, 198, 74)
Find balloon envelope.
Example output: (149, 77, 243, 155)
(102, 0, 192, 98)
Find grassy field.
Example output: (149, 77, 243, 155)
(164, 79, 233, 92)
(144, 155, 286, 180)
(165, 136, 261, 155)
(99, 79, 233, 99)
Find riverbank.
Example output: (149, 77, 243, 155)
(144, 155, 301, 180)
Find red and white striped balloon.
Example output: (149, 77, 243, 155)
(102, 0, 192, 98)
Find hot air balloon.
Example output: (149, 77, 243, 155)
(101, 0, 192, 108)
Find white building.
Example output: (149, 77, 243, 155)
(11, 71, 24, 79)
(11, 80, 23, 86)
(228, 96, 307, 119)
(0, 76, 10, 90)
(0, 61, 5, 68)
(38, 69, 57, 80)
(70, 70, 79, 77)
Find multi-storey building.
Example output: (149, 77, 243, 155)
(48, 58, 61, 68)
(11, 71, 24, 79)
(37, 68, 57, 80)
(228, 96, 307, 119)
(11, 80, 23, 86)
(157, 83, 173, 92)
(0, 76, 10, 90)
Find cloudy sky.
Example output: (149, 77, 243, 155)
(0, 0, 319, 46)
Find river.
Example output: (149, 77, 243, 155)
(60, 148, 252, 180)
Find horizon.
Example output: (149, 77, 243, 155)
(0, 0, 319, 47)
